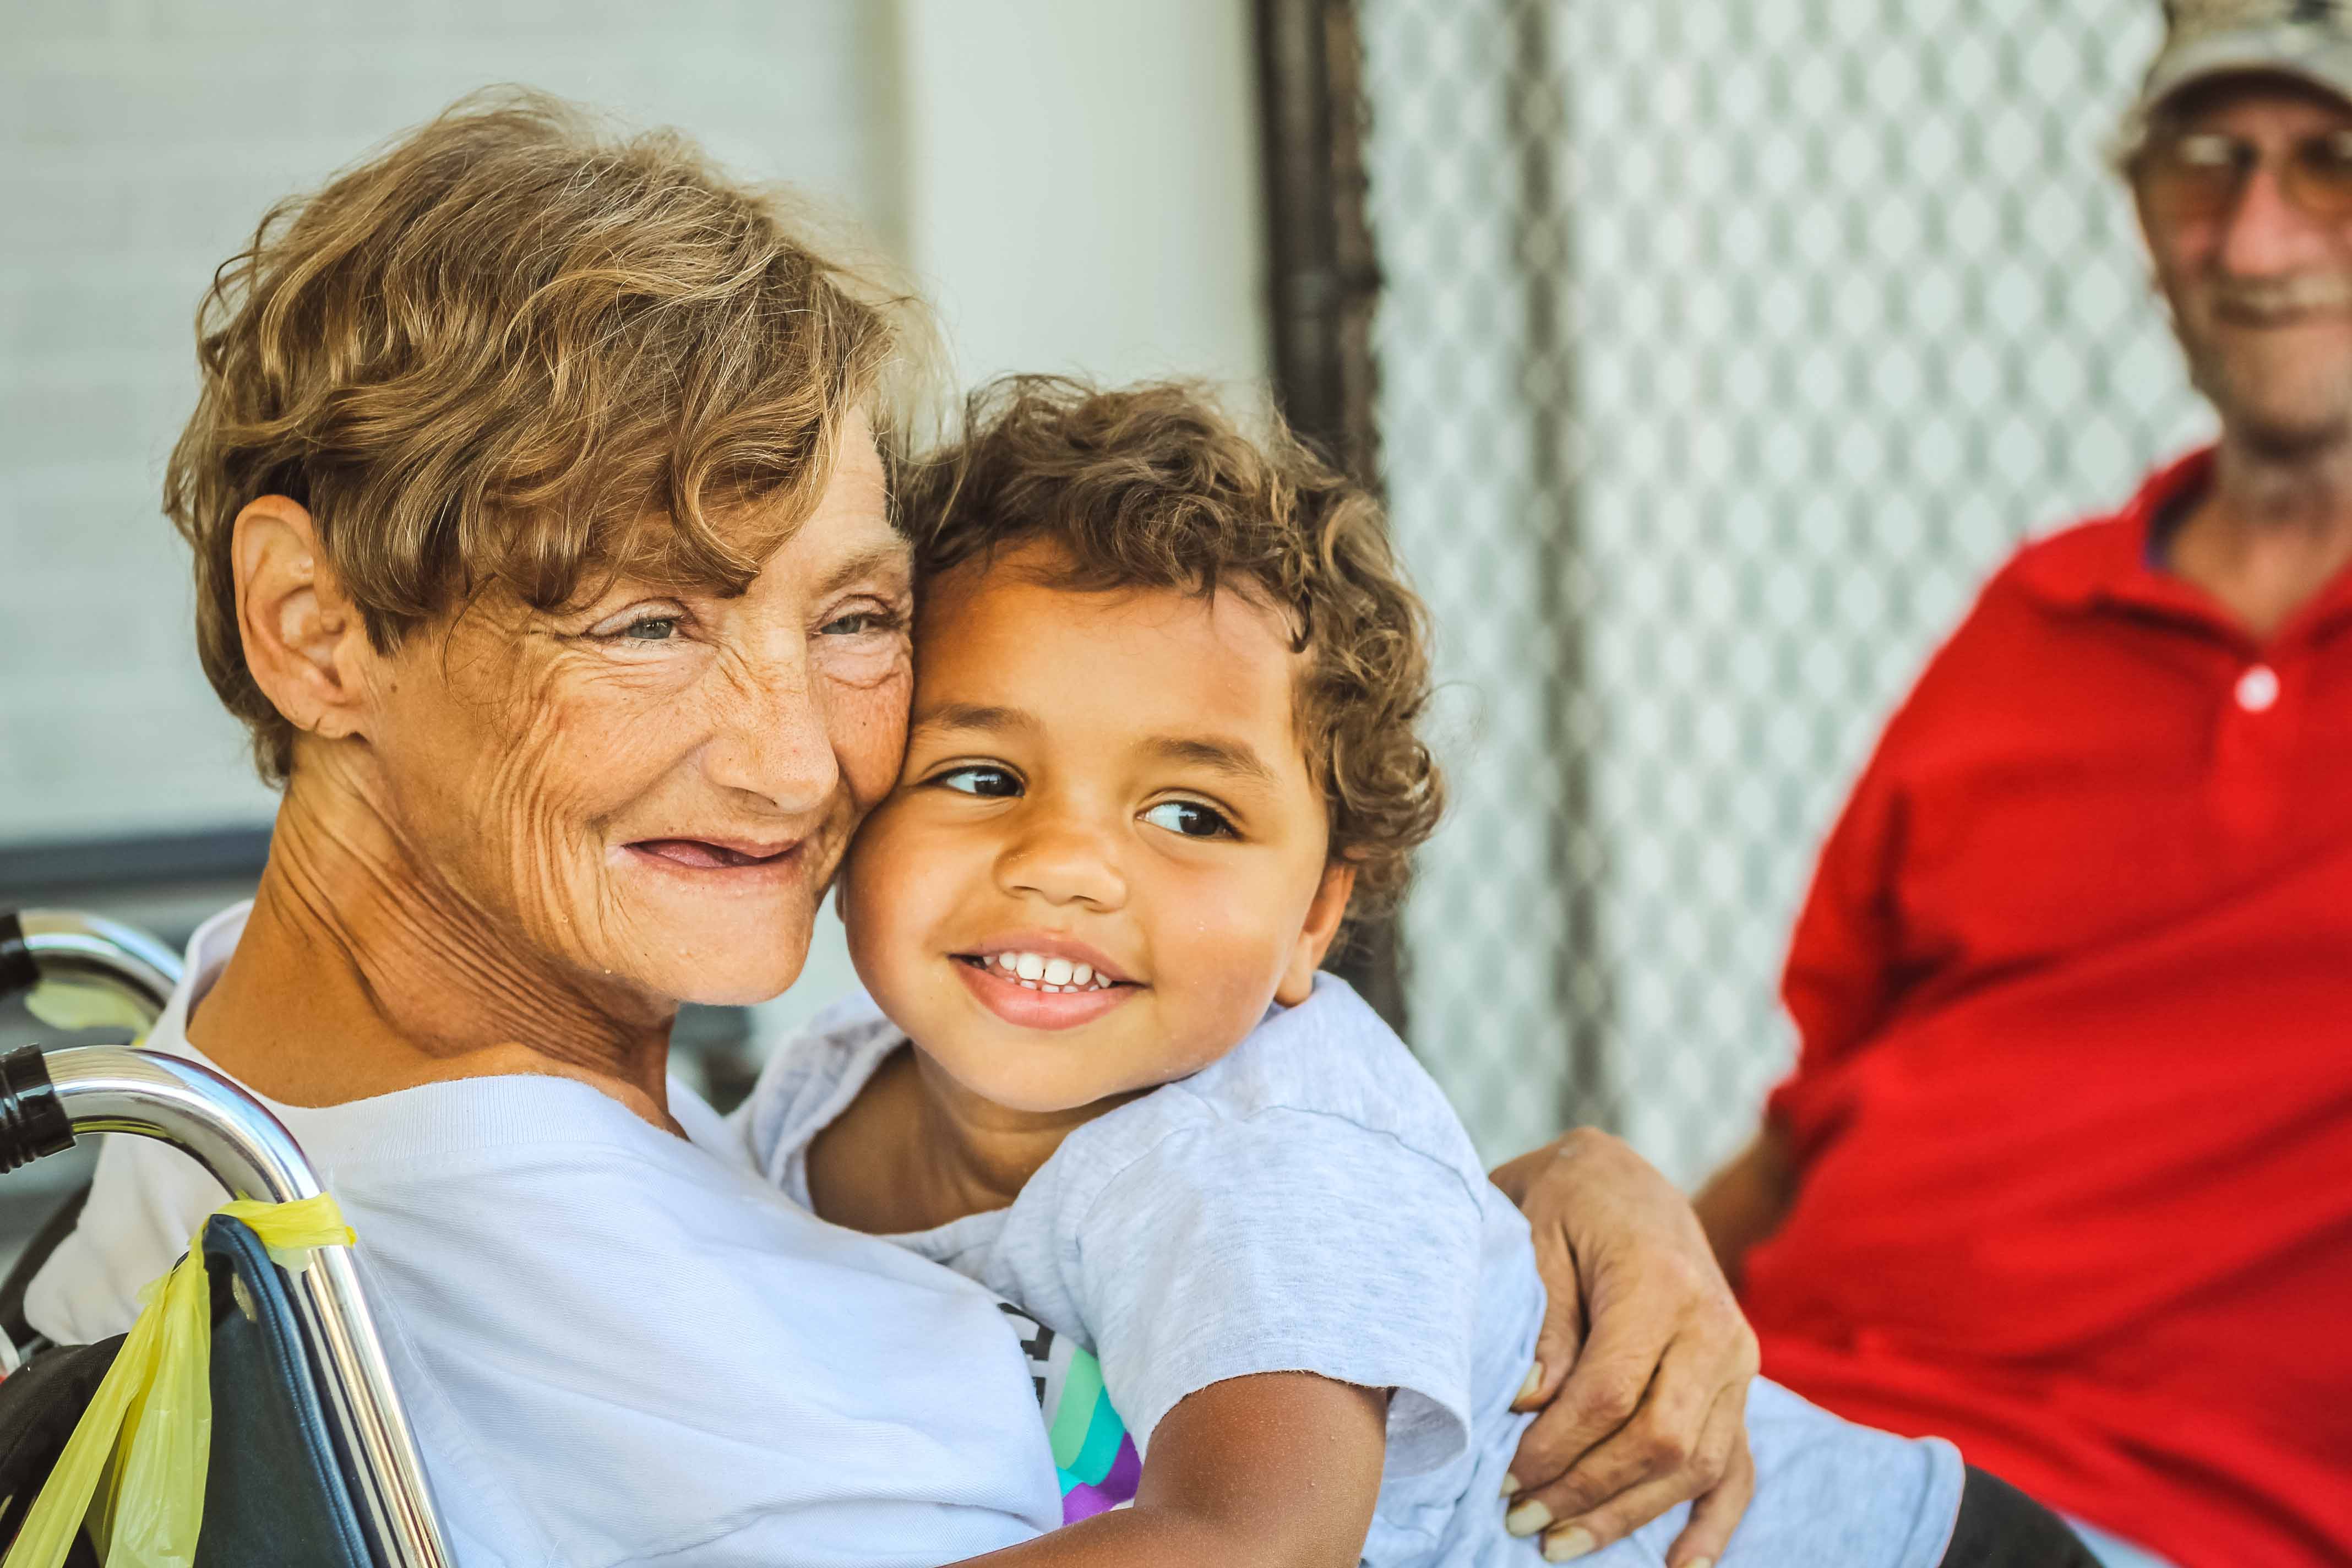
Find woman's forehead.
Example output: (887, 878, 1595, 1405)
(717, 432, 905, 604)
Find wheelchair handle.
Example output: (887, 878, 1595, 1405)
(0, 1045, 455, 1568)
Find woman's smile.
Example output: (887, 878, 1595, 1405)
(624, 836, 807, 872)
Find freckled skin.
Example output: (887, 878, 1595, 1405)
(839, 545, 1352, 1119)
(192, 415, 913, 1118)
(366, 424, 913, 1014)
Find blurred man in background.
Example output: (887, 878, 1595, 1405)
(1692, 4, 2352, 1566)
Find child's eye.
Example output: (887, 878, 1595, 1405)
(1141, 799, 1235, 840)
(934, 765, 1022, 798)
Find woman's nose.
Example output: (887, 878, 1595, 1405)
(995, 813, 1128, 911)
(700, 654, 841, 816)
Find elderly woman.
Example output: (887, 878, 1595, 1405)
(23, 94, 1755, 1566)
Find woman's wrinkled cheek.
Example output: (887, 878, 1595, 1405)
(839, 662, 915, 813)
(430, 632, 667, 969)
(481, 690, 602, 943)
(807, 661, 913, 892)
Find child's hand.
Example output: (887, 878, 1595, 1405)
(1493, 1129, 1758, 1567)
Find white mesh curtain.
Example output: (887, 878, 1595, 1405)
(1357, 0, 2211, 1175)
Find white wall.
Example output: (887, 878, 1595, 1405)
(763, 0, 1275, 1040)
(1, 0, 1270, 863)
(892, 0, 1270, 393)
(0, 0, 902, 846)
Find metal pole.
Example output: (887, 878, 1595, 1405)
(1, 916, 453, 1568)
(27, 1047, 456, 1568)
(1255, 0, 1408, 1028)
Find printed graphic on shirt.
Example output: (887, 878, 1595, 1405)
(999, 1303, 1140, 1523)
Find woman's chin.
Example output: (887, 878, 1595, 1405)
(620, 925, 812, 1008)
(602, 885, 818, 1008)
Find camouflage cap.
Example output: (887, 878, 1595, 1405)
(2123, 1, 2352, 153)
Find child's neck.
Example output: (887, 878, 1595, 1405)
(806, 1043, 1144, 1236)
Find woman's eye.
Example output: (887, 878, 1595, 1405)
(820, 606, 903, 637)
(935, 765, 1021, 798)
(622, 617, 681, 642)
(1141, 800, 1235, 840)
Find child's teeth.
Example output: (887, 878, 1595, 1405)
(986, 950, 1120, 990)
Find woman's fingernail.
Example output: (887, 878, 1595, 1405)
(1542, 1526, 1598, 1561)
(1504, 1499, 1553, 1538)
(1500, 1471, 1521, 1498)
(1685, 1559, 1714, 1568)
(1515, 1362, 1544, 1405)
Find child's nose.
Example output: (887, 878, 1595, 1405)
(995, 815, 1128, 910)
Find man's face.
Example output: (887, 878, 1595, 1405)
(2137, 77, 2352, 454)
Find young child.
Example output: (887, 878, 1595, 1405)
(739, 379, 2075, 1567)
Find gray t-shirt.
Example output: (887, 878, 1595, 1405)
(741, 976, 1966, 1567)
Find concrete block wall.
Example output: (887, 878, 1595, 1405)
(0, 0, 899, 844)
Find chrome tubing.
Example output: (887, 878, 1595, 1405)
(2, 909, 185, 1022)
(27, 1046, 454, 1568)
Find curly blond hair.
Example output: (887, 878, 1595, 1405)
(898, 376, 1443, 914)
(165, 88, 922, 781)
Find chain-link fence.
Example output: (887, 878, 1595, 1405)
(1347, 0, 2213, 1179)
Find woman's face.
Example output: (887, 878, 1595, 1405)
(361, 415, 913, 1010)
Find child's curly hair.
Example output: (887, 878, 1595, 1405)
(897, 375, 1443, 916)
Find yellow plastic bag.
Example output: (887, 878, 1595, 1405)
(1, 1194, 356, 1568)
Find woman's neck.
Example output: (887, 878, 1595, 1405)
(191, 772, 681, 1131)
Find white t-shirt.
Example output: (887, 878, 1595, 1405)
(26, 904, 1064, 1568)
(742, 977, 1969, 1568)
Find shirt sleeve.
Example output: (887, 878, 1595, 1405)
(1770, 739, 1909, 1152)
(1770, 567, 2015, 1153)
(1045, 1106, 1487, 1480)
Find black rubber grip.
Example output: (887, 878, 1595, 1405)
(0, 1048, 75, 1173)
(0, 913, 33, 1004)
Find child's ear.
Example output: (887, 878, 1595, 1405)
(1274, 860, 1358, 1006)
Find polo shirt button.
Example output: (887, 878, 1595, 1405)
(2235, 664, 2280, 714)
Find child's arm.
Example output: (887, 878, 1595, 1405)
(961, 1373, 1389, 1568)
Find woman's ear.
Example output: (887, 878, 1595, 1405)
(233, 496, 374, 748)
(1274, 860, 1359, 1007)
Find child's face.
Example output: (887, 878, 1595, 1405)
(839, 542, 1355, 1114)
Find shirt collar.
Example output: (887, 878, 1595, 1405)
(2010, 446, 2352, 648)
(2008, 448, 2220, 622)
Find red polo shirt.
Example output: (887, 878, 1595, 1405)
(1744, 449, 2352, 1568)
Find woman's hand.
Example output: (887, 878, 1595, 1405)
(1491, 1129, 1758, 1566)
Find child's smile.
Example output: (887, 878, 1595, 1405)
(950, 934, 1137, 1030)
(837, 540, 1355, 1117)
